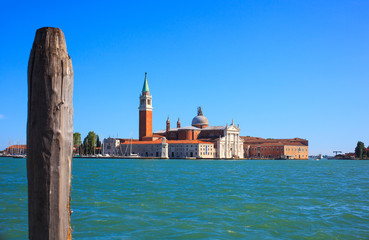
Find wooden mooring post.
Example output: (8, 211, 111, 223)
(27, 27, 74, 240)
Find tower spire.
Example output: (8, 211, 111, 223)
(142, 72, 150, 93)
(166, 116, 170, 132)
(139, 72, 153, 140)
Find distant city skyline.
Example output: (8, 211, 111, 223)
(1, 0, 368, 155)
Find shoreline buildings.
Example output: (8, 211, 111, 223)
(242, 137, 309, 160)
(4, 145, 27, 156)
(104, 73, 308, 159)
(104, 73, 243, 159)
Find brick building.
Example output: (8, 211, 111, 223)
(242, 137, 309, 159)
(5, 145, 27, 155)
(104, 73, 243, 159)
(154, 111, 244, 159)
(103, 73, 308, 159)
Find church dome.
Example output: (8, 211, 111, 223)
(191, 107, 209, 128)
(192, 115, 209, 126)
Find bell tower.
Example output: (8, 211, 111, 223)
(166, 116, 170, 132)
(139, 72, 153, 140)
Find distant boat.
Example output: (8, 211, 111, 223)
(128, 137, 140, 158)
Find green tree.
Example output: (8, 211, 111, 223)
(96, 135, 101, 154)
(82, 137, 88, 155)
(73, 132, 82, 146)
(73, 132, 82, 155)
(84, 131, 97, 155)
(355, 141, 365, 159)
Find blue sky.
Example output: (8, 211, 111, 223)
(0, 0, 368, 155)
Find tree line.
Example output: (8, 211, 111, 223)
(73, 132, 102, 155)
(355, 141, 369, 159)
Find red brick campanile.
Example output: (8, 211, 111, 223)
(139, 72, 153, 140)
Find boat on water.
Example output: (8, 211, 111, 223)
(125, 135, 140, 158)
(13, 155, 26, 159)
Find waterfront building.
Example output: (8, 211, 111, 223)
(103, 137, 217, 159)
(242, 137, 309, 159)
(5, 145, 27, 155)
(344, 152, 355, 159)
(103, 137, 122, 156)
(154, 108, 244, 159)
(103, 73, 308, 159)
(103, 73, 244, 159)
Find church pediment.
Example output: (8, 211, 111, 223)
(226, 125, 240, 131)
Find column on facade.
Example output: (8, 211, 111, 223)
(235, 133, 240, 157)
(232, 133, 236, 157)
(224, 133, 227, 158)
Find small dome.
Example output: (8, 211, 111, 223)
(191, 107, 209, 128)
(192, 115, 209, 127)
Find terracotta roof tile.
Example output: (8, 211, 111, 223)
(120, 139, 214, 145)
(167, 140, 214, 144)
(242, 136, 308, 146)
(120, 139, 163, 145)
(7, 145, 27, 149)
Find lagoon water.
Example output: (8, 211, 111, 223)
(1, 158, 369, 239)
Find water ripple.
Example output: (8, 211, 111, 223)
(1, 158, 369, 239)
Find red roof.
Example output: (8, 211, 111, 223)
(121, 139, 163, 145)
(152, 134, 163, 138)
(248, 142, 284, 147)
(167, 140, 214, 144)
(7, 145, 27, 149)
(120, 139, 214, 145)
(242, 136, 308, 146)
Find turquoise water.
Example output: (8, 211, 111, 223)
(1, 158, 369, 239)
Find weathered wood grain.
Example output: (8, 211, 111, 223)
(27, 27, 73, 240)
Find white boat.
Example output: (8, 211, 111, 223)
(127, 136, 140, 158)
(128, 153, 140, 158)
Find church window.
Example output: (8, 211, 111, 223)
(148, 99, 151, 105)
(141, 99, 144, 105)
